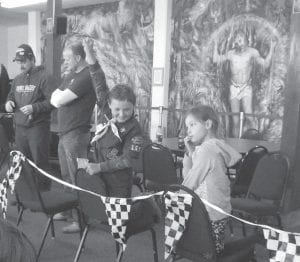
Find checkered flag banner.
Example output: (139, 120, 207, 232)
(263, 228, 300, 262)
(0, 151, 25, 219)
(6, 151, 25, 193)
(101, 196, 133, 250)
(0, 179, 8, 219)
(164, 192, 193, 259)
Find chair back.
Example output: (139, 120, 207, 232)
(241, 128, 260, 140)
(76, 169, 158, 238)
(0, 129, 9, 182)
(142, 143, 179, 191)
(15, 161, 46, 211)
(76, 169, 108, 223)
(247, 152, 290, 205)
(167, 184, 217, 262)
(233, 146, 268, 193)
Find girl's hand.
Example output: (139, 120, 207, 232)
(85, 163, 101, 176)
(184, 136, 195, 156)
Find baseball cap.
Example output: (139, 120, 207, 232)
(13, 44, 34, 62)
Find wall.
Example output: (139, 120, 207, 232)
(0, 26, 8, 68)
(6, 24, 28, 79)
(281, 11, 300, 210)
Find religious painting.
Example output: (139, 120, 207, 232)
(41, 0, 154, 133)
(169, 0, 292, 142)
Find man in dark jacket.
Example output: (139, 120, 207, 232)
(5, 44, 56, 190)
(0, 64, 10, 112)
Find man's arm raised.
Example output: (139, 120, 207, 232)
(212, 40, 229, 64)
(254, 39, 276, 69)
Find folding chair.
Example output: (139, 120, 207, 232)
(166, 184, 260, 262)
(231, 152, 290, 236)
(74, 169, 159, 262)
(231, 145, 268, 197)
(142, 143, 180, 191)
(0, 123, 10, 181)
(241, 128, 261, 140)
(14, 160, 80, 261)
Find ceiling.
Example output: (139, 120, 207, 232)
(0, 0, 118, 26)
(0, 8, 27, 26)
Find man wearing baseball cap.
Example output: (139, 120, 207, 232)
(5, 44, 57, 191)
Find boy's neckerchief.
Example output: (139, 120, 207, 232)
(91, 115, 121, 144)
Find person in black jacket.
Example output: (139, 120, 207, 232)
(0, 64, 10, 113)
(0, 64, 13, 145)
(5, 44, 56, 190)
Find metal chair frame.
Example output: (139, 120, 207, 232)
(15, 162, 81, 261)
(74, 169, 159, 262)
(142, 143, 179, 192)
(232, 152, 290, 236)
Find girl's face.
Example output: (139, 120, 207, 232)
(185, 114, 209, 145)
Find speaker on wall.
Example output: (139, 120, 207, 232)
(56, 16, 67, 35)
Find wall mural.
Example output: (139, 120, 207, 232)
(168, 0, 292, 141)
(41, 0, 154, 133)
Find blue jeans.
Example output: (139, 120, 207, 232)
(15, 123, 50, 190)
(58, 129, 90, 185)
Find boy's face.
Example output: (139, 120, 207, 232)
(109, 98, 134, 123)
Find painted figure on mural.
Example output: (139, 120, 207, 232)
(213, 29, 275, 137)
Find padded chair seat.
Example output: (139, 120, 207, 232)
(125, 199, 159, 237)
(231, 185, 247, 196)
(20, 189, 78, 215)
(218, 234, 260, 262)
(231, 197, 278, 216)
(218, 246, 253, 262)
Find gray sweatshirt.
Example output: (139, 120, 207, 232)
(182, 138, 242, 221)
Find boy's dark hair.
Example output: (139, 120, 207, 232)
(70, 42, 86, 60)
(187, 105, 219, 133)
(109, 84, 136, 105)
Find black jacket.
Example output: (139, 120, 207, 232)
(7, 65, 56, 127)
(0, 64, 10, 112)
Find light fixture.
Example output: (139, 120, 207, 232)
(1, 0, 47, 8)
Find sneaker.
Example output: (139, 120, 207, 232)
(53, 213, 69, 221)
(62, 222, 80, 234)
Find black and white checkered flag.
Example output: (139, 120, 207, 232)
(263, 228, 300, 262)
(164, 192, 192, 259)
(7, 151, 25, 193)
(0, 151, 24, 218)
(101, 196, 133, 250)
(0, 179, 8, 219)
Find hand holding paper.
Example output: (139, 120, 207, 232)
(77, 158, 89, 169)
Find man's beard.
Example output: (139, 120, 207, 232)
(234, 43, 243, 52)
